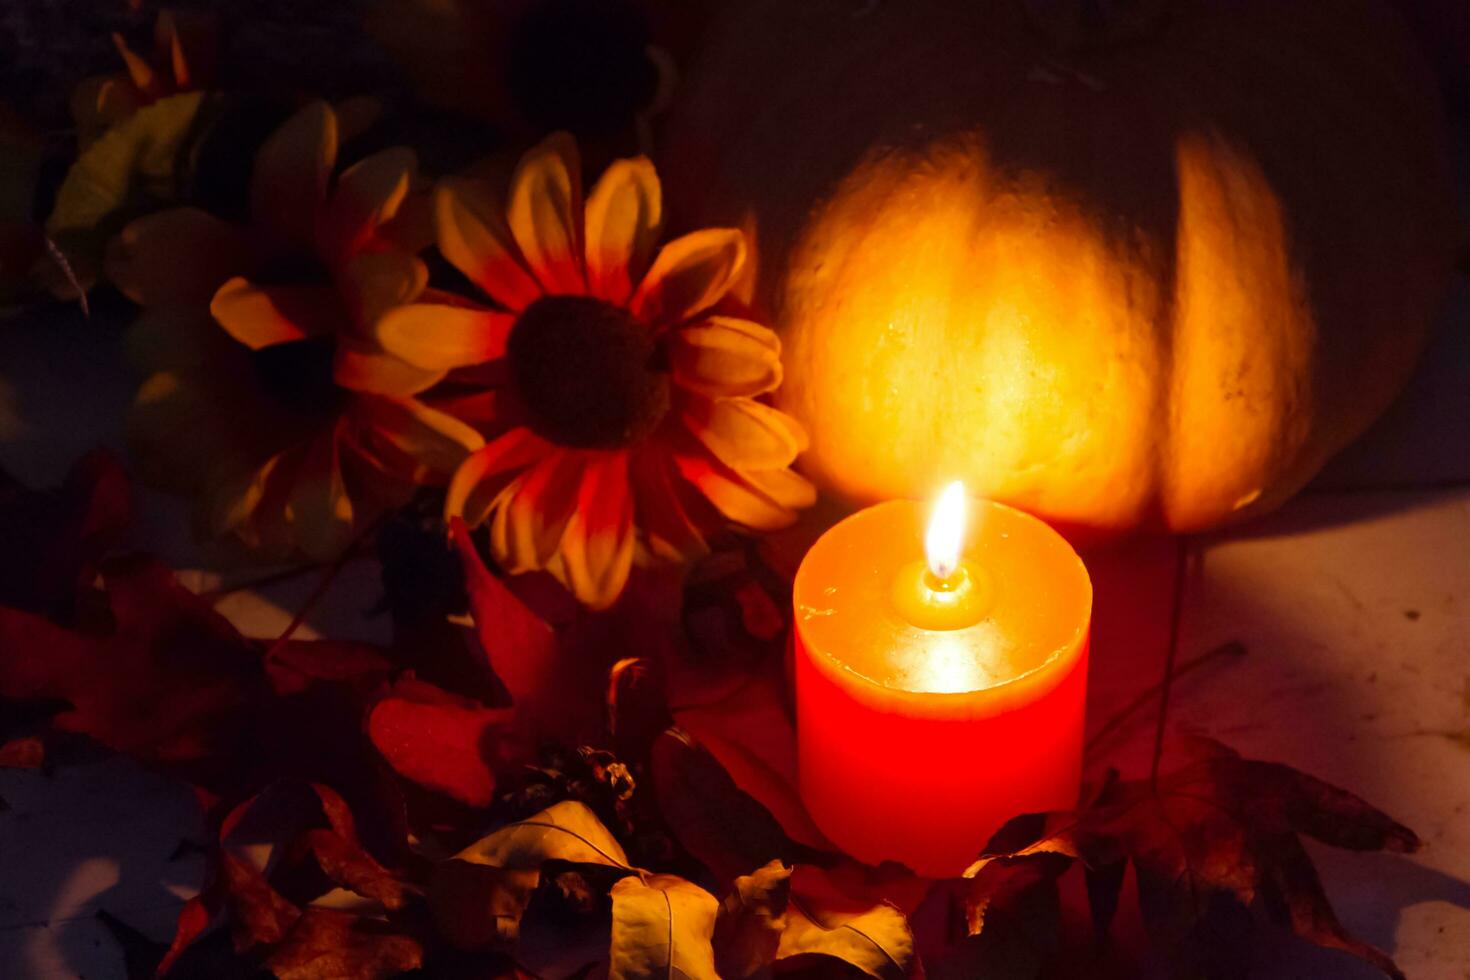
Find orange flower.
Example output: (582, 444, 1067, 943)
(109, 101, 481, 560)
(376, 134, 814, 608)
(71, 9, 218, 145)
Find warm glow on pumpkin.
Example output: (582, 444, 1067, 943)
(664, 0, 1459, 538)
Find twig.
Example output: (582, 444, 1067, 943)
(1150, 537, 1193, 787)
(199, 562, 321, 601)
(260, 515, 386, 662)
(1086, 639, 1245, 754)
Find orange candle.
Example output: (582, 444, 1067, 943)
(793, 484, 1091, 876)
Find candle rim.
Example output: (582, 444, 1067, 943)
(793, 496, 1093, 698)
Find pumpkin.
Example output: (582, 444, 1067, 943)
(662, 0, 1461, 536)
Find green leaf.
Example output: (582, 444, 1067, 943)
(454, 800, 632, 871)
(44, 91, 209, 292)
(713, 860, 790, 980)
(609, 874, 720, 980)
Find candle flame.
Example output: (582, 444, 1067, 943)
(925, 481, 967, 581)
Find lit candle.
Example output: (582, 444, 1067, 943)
(793, 483, 1091, 876)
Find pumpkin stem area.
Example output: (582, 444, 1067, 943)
(507, 294, 670, 449)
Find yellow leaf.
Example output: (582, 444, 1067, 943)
(45, 91, 208, 292)
(714, 860, 790, 980)
(609, 874, 719, 980)
(453, 800, 631, 871)
(776, 867, 916, 980)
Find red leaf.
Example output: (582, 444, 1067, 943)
(452, 518, 625, 752)
(0, 735, 43, 768)
(264, 908, 423, 979)
(0, 448, 130, 619)
(0, 555, 264, 765)
(157, 895, 214, 976)
(367, 678, 512, 807)
(263, 640, 393, 696)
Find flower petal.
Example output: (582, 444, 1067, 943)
(556, 452, 635, 609)
(357, 396, 486, 484)
(106, 207, 253, 308)
(211, 277, 343, 349)
(252, 100, 336, 251)
(583, 156, 661, 305)
(631, 448, 706, 563)
(376, 303, 513, 370)
(334, 346, 443, 396)
(435, 177, 542, 311)
(207, 452, 284, 537)
(112, 32, 162, 98)
(670, 316, 782, 397)
(321, 146, 416, 262)
(445, 428, 553, 528)
(740, 466, 817, 512)
(286, 427, 355, 561)
(491, 450, 583, 574)
(673, 449, 801, 531)
(339, 249, 428, 333)
(506, 132, 585, 295)
(630, 228, 745, 325)
(683, 397, 808, 471)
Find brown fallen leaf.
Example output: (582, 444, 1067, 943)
(0, 448, 130, 620)
(0, 554, 264, 768)
(664, 668, 831, 850)
(713, 860, 791, 980)
(454, 799, 633, 871)
(435, 800, 634, 954)
(430, 860, 541, 950)
(219, 852, 300, 952)
(652, 728, 824, 885)
(299, 784, 412, 910)
(265, 907, 423, 979)
(966, 737, 1420, 980)
(609, 873, 720, 980)
(776, 864, 917, 980)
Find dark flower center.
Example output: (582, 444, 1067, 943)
(507, 295, 670, 449)
(251, 336, 345, 418)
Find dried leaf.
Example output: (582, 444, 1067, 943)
(0, 555, 264, 765)
(451, 518, 605, 745)
(158, 896, 214, 976)
(652, 727, 823, 884)
(0, 449, 131, 619)
(303, 827, 408, 910)
(220, 851, 300, 951)
(777, 866, 917, 980)
(969, 738, 1419, 980)
(0, 735, 43, 769)
(264, 640, 393, 696)
(367, 677, 512, 807)
(454, 800, 633, 871)
(609, 873, 720, 980)
(667, 673, 830, 851)
(265, 908, 423, 979)
(713, 860, 790, 980)
(430, 860, 541, 950)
